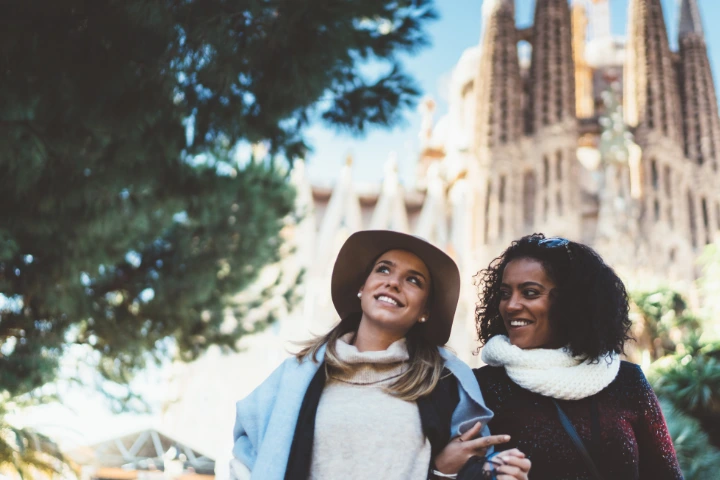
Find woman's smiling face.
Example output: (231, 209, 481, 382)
(358, 249, 431, 337)
(498, 257, 561, 350)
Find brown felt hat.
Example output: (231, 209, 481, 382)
(331, 230, 461, 345)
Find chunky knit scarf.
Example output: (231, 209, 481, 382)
(481, 335, 620, 400)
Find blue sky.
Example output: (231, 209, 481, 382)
(304, 0, 720, 187)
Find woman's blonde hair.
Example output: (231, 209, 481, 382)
(296, 313, 446, 402)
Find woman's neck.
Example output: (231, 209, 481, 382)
(352, 320, 405, 352)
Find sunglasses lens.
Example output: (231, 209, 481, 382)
(538, 237, 569, 248)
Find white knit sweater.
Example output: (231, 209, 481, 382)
(309, 334, 431, 480)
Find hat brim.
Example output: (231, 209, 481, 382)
(331, 230, 461, 345)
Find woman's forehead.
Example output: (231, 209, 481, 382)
(502, 257, 554, 285)
(375, 249, 431, 276)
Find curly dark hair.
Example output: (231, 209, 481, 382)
(475, 233, 632, 361)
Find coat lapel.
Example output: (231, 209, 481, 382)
(252, 346, 325, 479)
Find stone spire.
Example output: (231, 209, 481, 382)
(677, 0, 720, 171)
(474, 0, 522, 152)
(679, 0, 703, 38)
(370, 155, 410, 232)
(624, 0, 682, 144)
(527, 0, 576, 132)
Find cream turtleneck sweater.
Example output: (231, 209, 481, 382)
(309, 333, 431, 480)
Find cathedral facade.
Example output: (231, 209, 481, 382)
(159, 1, 720, 473)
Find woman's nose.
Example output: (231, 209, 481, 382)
(506, 294, 523, 311)
(385, 276, 401, 290)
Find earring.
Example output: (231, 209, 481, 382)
(357, 292, 362, 298)
(419, 317, 427, 323)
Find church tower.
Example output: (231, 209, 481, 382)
(677, 0, 720, 248)
(624, 0, 689, 270)
(525, 0, 580, 239)
(472, 0, 524, 255)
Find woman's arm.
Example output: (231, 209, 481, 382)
(432, 422, 531, 480)
(434, 355, 531, 479)
(630, 365, 683, 479)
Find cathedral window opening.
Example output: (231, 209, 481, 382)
(688, 191, 698, 248)
(523, 171, 536, 229)
(557, 191, 563, 217)
(669, 248, 676, 263)
(543, 155, 550, 187)
(663, 165, 671, 196)
(556, 98, 563, 121)
(654, 200, 660, 222)
(556, 151, 563, 181)
(702, 198, 711, 244)
(650, 159, 659, 191)
(500, 95, 508, 143)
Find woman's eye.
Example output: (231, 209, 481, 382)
(376, 265, 390, 274)
(408, 276, 422, 286)
(523, 289, 539, 297)
(499, 290, 511, 299)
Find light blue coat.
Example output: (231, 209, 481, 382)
(232, 345, 493, 480)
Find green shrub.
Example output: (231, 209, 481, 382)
(659, 398, 720, 479)
(649, 342, 720, 447)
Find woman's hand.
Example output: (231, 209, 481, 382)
(432, 422, 511, 474)
(489, 449, 531, 480)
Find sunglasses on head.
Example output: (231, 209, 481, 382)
(530, 236, 573, 260)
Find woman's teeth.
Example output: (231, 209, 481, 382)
(377, 295, 399, 306)
(510, 320, 531, 327)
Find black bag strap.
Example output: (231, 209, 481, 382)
(590, 396, 601, 456)
(552, 399, 604, 480)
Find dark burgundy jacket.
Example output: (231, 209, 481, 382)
(475, 361, 684, 480)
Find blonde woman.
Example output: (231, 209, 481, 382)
(231, 230, 531, 479)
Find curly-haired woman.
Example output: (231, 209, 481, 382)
(433, 234, 683, 480)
